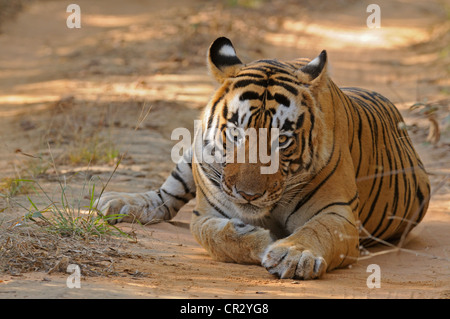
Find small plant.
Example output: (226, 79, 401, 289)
(24, 155, 50, 178)
(0, 152, 50, 200)
(67, 136, 120, 166)
(0, 176, 34, 198)
(227, 0, 265, 8)
(2, 177, 128, 239)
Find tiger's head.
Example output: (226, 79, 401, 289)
(198, 37, 332, 219)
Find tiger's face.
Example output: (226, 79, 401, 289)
(201, 37, 330, 219)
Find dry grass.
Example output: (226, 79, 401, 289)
(0, 221, 138, 276)
(0, 142, 135, 277)
(43, 96, 121, 167)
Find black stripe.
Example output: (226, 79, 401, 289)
(222, 102, 228, 119)
(415, 185, 428, 223)
(298, 133, 306, 163)
(171, 170, 190, 194)
(304, 112, 315, 171)
(240, 91, 262, 101)
(370, 202, 391, 239)
(198, 186, 230, 219)
(257, 59, 289, 68)
(155, 190, 171, 216)
(229, 111, 239, 125)
(309, 193, 359, 222)
(360, 165, 384, 226)
(267, 78, 298, 95)
(285, 151, 341, 226)
(281, 119, 295, 132)
(323, 212, 356, 227)
(273, 76, 299, 85)
(208, 95, 224, 129)
(233, 79, 266, 89)
(273, 93, 290, 107)
(161, 188, 189, 204)
(296, 113, 305, 129)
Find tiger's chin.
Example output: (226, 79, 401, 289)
(234, 202, 271, 220)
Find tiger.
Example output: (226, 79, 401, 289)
(95, 37, 430, 279)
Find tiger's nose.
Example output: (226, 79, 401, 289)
(238, 191, 263, 202)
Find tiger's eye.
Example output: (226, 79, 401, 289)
(278, 135, 292, 148)
(279, 135, 288, 144)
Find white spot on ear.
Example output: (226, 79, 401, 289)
(309, 56, 320, 67)
(219, 45, 236, 57)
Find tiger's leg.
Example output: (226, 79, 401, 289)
(95, 149, 195, 224)
(191, 213, 275, 264)
(262, 207, 359, 279)
(190, 192, 274, 264)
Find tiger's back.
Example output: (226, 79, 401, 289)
(342, 87, 430, 245)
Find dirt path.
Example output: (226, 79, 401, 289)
(0, 0, 449, 298)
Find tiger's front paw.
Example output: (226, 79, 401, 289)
(262, 243, 327, 280)
(94, 191, 166, 225)
(228, 218, 257, 235)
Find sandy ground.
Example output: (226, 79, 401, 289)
(0, 0, 449, 299)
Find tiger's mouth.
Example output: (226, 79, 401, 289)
(221, 182, 282, 218)
(220, 166, 286, 218)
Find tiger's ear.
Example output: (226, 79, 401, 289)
(207, 37, 244, 83)
(297, 50, 328, 86)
